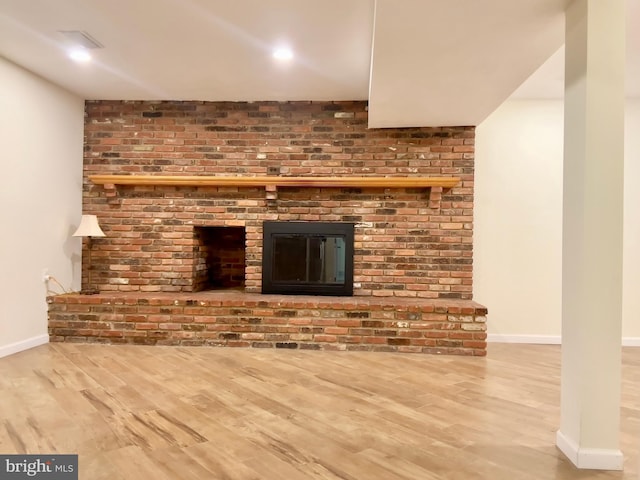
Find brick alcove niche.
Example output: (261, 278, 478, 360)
(193, 226, 245, 292)
(48, 100, 488, 356)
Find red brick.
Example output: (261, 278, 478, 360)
(314, 335, 338, 343)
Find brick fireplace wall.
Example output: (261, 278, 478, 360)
(82, 100, 474, 299)
(48, 100, 487, 355)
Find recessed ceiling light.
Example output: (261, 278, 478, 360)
(68, 48, 92, 62)
(272, 47, 293, 61)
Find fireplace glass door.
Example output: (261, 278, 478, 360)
(262, 222, 354, 296)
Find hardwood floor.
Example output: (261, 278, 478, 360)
(0, 343, 638, 479)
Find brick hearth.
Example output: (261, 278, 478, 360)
(48, 292, 487, 355)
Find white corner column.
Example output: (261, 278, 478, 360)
(557, 0, 625, 470)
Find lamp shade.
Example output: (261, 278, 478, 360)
(73, 214, 105, 237)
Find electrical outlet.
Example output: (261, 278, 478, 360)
(42, 268, 51, 283)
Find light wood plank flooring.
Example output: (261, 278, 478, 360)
(0, 343, 638, 479)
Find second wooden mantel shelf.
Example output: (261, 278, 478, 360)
(89, 174, 460, 189)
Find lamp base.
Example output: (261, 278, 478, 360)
(80, 288, 100, 295)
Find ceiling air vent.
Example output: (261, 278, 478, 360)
(58, 30, 103, 49)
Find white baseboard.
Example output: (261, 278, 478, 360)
(0, 334, 49, 359)
(488, 334, 640, 347)
(556, 430, 623, 470)
(487, 334, 561, 344)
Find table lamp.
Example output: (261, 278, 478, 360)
(73, 214, 105, 294)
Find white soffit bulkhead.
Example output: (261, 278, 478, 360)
(367, 0, 566, 128)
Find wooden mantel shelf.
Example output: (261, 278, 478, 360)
(89, 174, 460, 189)
(89, 175, 459, 203)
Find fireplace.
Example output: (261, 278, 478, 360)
(262, 221, 354, 296)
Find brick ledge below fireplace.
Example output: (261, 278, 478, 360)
(47, 292, 487, 356)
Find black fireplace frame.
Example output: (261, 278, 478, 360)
(261, 221, 354, 296)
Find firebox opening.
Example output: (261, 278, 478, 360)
(193, 226, 245, 292)
(262, 221, 354, 296)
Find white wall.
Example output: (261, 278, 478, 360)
(0, 58, 84, 357)
(475, 98, 640, 342)
(475, 99, 564, 341)
(622, 99, 640, 342)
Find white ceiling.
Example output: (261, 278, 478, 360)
(0, 0, 637, 127)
